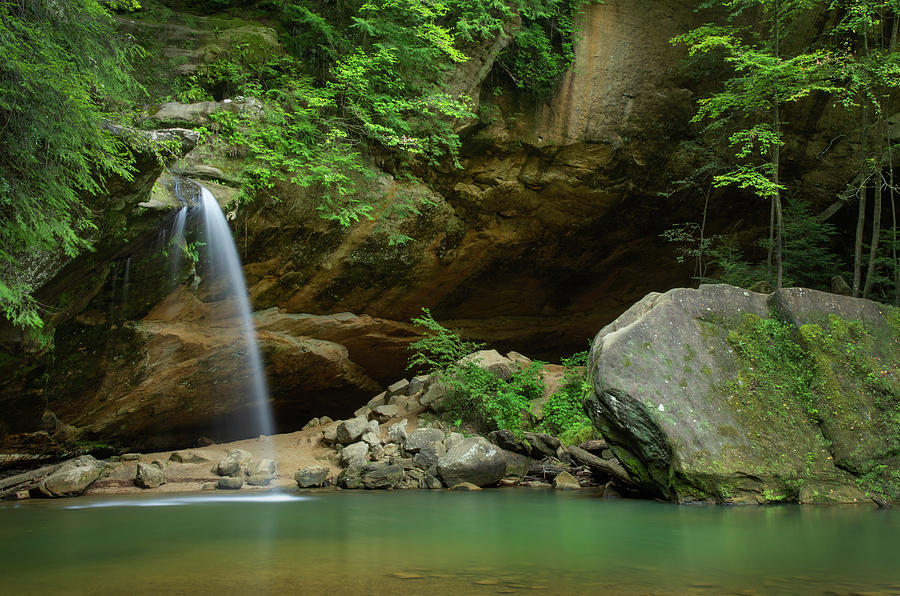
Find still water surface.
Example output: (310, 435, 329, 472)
(1, 489, 897, 595)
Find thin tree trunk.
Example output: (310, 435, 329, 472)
(767, 198, 775, 278)
(698, 184, 711, 279)
(890, 6, 898, 304)
(853, 26, 871, 298)
(863, 113, 883, 299)
(773, 0, 783, 290)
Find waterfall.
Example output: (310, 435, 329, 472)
(198, 185, 275, 440)
(168, 206, 188, 287)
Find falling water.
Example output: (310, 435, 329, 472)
(168, 206, 188, 286)
(198, 185, 275, 440)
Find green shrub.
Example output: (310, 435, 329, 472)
(541, 350, 596, 445)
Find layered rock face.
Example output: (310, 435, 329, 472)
(585, 285, 899, 503)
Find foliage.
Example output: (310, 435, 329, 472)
(0, 0, 143, 330)
(408, 308, 544, 435)
(540, 350, 595, 444)
(663, 198, 843, 290)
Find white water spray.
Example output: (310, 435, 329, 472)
(199, 185, 275, 440)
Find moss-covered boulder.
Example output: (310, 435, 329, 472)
(585, 284, 899, 504)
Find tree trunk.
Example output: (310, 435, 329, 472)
(853, 26, 871, 298)
(773, 0, 783, 289)
(863, 114, 883, 299)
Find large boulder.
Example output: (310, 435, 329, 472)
(39, 456, 102, 497)
(458, 350, 517, 380)
(437, 437, 507, 487)
(585, 285, 900, 503)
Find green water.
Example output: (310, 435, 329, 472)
(0, 490, 898, 595)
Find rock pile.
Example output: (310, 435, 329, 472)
(294, 351, 630, 493)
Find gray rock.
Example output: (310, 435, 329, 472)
(336, 416, 369, 444)
(38, 456, 102, 497)
(340, 441, 369, 467)
(413, 443, 447, 471)
(321, 423, 339, 445)
(366, 419, 380, 434)
(361, 431, 382, 447)
(387, 419, 408, 443)
(586, 284, 899, 502)
(247, 473, 272, 486)
(506, 351, 532, 366)
(524, 432, 562, 458)
(386, 379, 410, 398)
(120, 453, 141, 461)
(370, 445, 386, 461)
(361, 463, 404, 489)
(503, 451, 531, 479)
(552, 471, 581, 490)
(419, 381, 452, 408)
(319, 416, 334, 425)
(295, 466, 329, 488)
(401, 468, 427, 489)
(383, 443, 400, 457)
(367, 392, 387, 409)
(217, 476, 243, 490)
(254, 458, 277, 476)
(370, 404, 402, 422)
(489, 429, 532, 456)
(217, 449, 254, 477)
(404, 428, 445, 453)
(169, 450, 210, 464)
(408, 375, 430, 395)
(201, 482, 217, 491)
(458, 349, 517, 380)
(424, 474, 444, 489)
(337, 465, 364, 489)
(437, 437, 507, 488)
(353, 405, 371, 418)
(135, 462, 166, 489)
(302, 417, 321, 430)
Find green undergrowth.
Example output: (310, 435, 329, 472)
(725, 310, 900, 499)
(408, 309, 596, 443)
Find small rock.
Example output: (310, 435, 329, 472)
(524, 432, 561, 458)
(337, 465, 364, 489)
(552, 471, 581, 490)
(458, 349, 517, 380)
(169, 450, 209, 464)
(120, 453, 141, 461)
(201, 482, 216, 491)
(366, 419, 380, 434)
(254, 458, 277, 477)
(217, 477, 243, 490)
(413, 443, 446, 471)
(408, 375, 430, 395)
(370, 444, 386, 460)
(135, 462, 166, 489)
(353, 405, 371, 418)
(295, 466, 329, 488)
(367, 392, 387, 409)
(404, 428, 445, 453)
(388, 419, 408, 443)
(340, 441, 369, 467)
(302, 417, 320, 431)
(336, 417, 369, 444)
(386, 379, 410, 398)
(489, 429, 531, 455)
(506, 351, 532, 367)
(383, 443, 400, 457)
(450, 482, 482, 491)
(370, 404, 402, 422)
(361, 431, 382, 447)
(151, 459, 169, 470)
(247, 473, 272, 486)
(216, 449, 253, 477)
(424, 474, 444, 489)
(322, 424, 339, 445)
(419, 381, 452, 408)
(362, 463, 404, 489)
(9, 490, 30, 500)
(319, 416, 334, 425)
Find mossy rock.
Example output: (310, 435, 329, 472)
(585, 285, 900, 503)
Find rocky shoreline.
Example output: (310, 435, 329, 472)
(0, 351, 629, 500)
